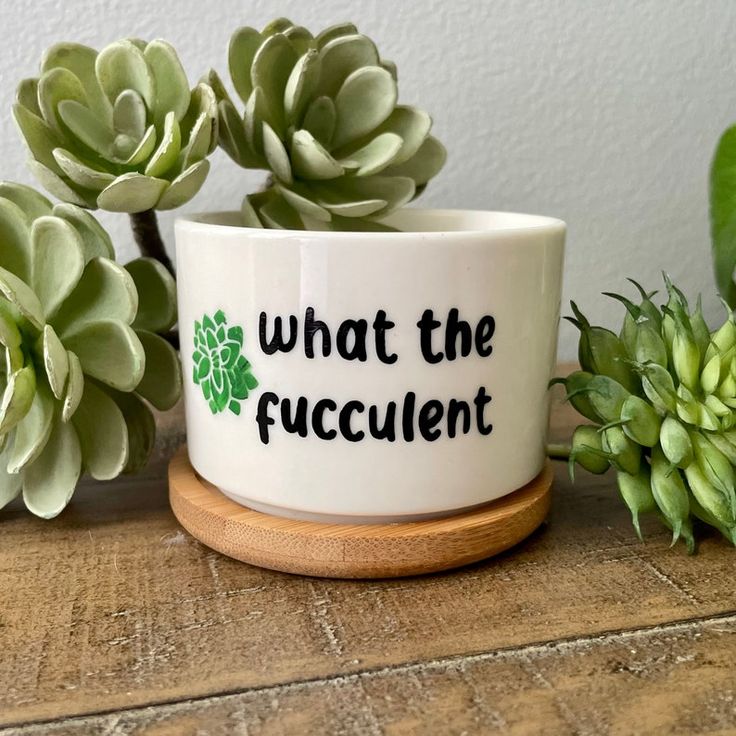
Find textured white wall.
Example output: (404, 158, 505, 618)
(1, 0, 734, 358)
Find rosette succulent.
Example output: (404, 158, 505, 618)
(557, 277, 736, 552)
(210, 17, 446, 230)
(193, 310, 258, 416)
(0, 182, 181, 518)
(13, 39, 218, 213)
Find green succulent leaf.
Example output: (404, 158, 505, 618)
(0, 441, 23, 511)
(144, 40, 191, 124)
(0, 198, 33, 283)
(72, 380, 128, 480)
(51, 203, 114, 261)
(97, 173, 169, 213)
(133, 329, 182, 411)
(22, 420, 81, 519)
(109, 390, 155, 474)
(30, 215, 85, 318)
(62, 351, 84, 422)
(711, 125, 736, 307)
(53, 257, 138, 336)
(63, 319, 145, 392)
(0, 181, 52, 221)
(125, 257, 177, 332)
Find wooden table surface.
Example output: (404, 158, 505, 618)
(1, 376, 736, 735)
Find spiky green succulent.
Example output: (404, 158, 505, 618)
(193, 310, 258, 416)
(556, 276, 736, 553)
(0, 183, 181, 518)
(209, 17, 446, 230)
(13, 38, 218, 213)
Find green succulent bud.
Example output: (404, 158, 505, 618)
(210, 18, 445, 231)
(616, 468, 656, 540)
(570, 425, 609, 475)
(672, 324, 700, 392)
(569, 302, 636, 391)
(705, 312, 736, 362)
(14, 39, 217, 212)
(638, 362, 677, 414)
(659, 416, 693, 468)
(704, 431, 736, 466)
(690, 432, 736, 513)
(684, 463, 735, 530)
(0, 182, 180, 518)
(586, 375, 631, 424)
(602, 425, 641, 475)
(556, 370, 602, 423)
(689, 492, 736, 545)
(690, 298, 710, 356)
(634, 320, 668, 367)
(621, 394, 661, 447)
(701, 353, 721, 394)
(557, 275, 736, 550)
(650, 446, 690, 544)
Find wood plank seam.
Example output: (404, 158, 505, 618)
(4, 609, 735, 732)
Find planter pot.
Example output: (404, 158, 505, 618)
(175, 208, 565, 523)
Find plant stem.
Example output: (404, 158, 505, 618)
(129, 209, 175, 276)
(547, 443, 571, 461)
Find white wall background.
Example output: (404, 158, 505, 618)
(1, 0, 734, 358)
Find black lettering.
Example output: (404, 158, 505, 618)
(402, 391, 416, 441)
(256, 392, 279, 444)
(336, 320, 369, 361)
(373, 310, 397, 365)
(339, 400, 365, 441)
(417, 309, 443, 363)
(418, 400, 444, 441)
(304, 307, 331, 359)
(368, 402, 397, 441)
(447, 399, 472, 438)
(474, 387, 493, 435)
(475, 316, 495, 357)
(281, 396, 309, 437)
(445, 308, 472, 360)
(312, 398, 337, 440)
(259, 312, 298, 354)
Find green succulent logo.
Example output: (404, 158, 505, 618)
(192, 311, 258, 416)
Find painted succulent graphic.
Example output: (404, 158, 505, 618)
(209, 18, 446, 230)
(0, 182, 181, 518)
(193, 310, 258, 415)
(13, 38, 218, 213)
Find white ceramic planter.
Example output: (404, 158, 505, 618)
(176, 209, 565, 523)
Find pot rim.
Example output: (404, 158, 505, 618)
(175, 207, 566, 240)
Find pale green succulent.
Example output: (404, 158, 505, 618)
(210, 18, 446, 230)
(0, 182, 181, 518)
(557, 276, 736, 553)
(14, 39, 218, 213)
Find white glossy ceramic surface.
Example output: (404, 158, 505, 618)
(176, 209, 565, 522)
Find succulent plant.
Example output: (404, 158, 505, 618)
(556, 276, 736, 552)
(210, 17, 446, 230)
(193, 310, 258, 416)
(13, 38, 218, 213)
(0, 182, 181, 518)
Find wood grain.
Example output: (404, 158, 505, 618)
(1, 369, 735, 733)
(169, 449, 553, 578)
(6, 614, 736, 735)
